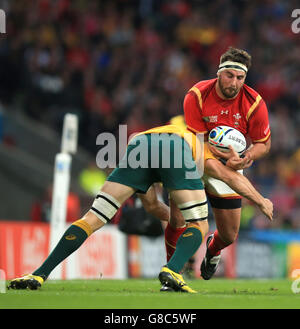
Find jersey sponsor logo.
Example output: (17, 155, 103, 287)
(221, 110, 228, 115)
(203, 115, 218, 123)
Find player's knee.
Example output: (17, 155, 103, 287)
(227, 231, 239, 245)
(88, 191, 121, 230)
(219, 229, 238, 245)
(81, 212, 104, 232)
(186, 220, 209, 237)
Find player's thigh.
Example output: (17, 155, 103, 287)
(212, 207, 241, 243)
(106, 162, 155, 196)
(100, 181, 136, 204)
(169, 189, 206, 206)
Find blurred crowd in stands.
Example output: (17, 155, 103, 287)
(0, 0, 299, 230)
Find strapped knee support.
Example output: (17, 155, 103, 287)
(90, 191, 121, 223)
(178, 199, 208, 223)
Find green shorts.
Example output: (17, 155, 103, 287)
(107, 133, 203, 193)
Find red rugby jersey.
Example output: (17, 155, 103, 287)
(184, 78, 271, 143)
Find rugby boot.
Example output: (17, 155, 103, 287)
(8, 274, 45, 290)
(159, 266, 197, 293)
(200, 234, 221, 280)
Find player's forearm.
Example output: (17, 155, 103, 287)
(138, 189, 170, 222)
(226, 172, 264, 206)
(245, 139, 271, 161)
(205, 159, 264, 207)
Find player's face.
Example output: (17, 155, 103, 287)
(217, 69, 246, 99)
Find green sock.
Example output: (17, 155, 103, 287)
(166, 226, 203, 274)
(33, 220, 92, 279)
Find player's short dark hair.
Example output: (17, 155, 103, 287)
(220, 47, 252, 70)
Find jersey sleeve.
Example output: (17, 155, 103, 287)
(247, 99, 271, 143)
(183, 91, 208, 134)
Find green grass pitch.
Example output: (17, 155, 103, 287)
(1, 278, 299, 309)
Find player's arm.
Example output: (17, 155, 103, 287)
(243, 137, 271, 162)
(237, 98, 271, 167)
(138, 185, 170, 222)
(210, 137, 271, 171)
(204, 155, 273, 221)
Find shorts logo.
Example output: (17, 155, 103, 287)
(65, 234, 77, 240)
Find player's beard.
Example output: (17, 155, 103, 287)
(218, 78, 240, 99)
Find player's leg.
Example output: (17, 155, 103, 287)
(201, 196, 241, 280)
(158, 133, 204, 263)
(138, 185, 170, 223)
(8, 181, 135, 290)
(166, 189, 209, 272)
(164, 198, 186, 261)
(140, 188, 197, 275)
(9, 133, 155, 289)
(138, 185, 187, 261)
(138, 186, 189, 263)
(209, 207, 241, 254)
(147, 132, 205, 292)
(159, 189, 208, 293)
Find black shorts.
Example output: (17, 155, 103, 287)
(207, 193, 242, 209)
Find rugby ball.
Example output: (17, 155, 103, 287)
(208, 126, 246, 155)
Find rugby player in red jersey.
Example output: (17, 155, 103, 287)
(165, 47, 271, 280)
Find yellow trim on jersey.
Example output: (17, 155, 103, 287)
(169, 115, 186, 129)
(246, 95, 262, 121)
(253, 131, 271, 143)
(189, 86, 203, 109)
(135, 125, 185, 136)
